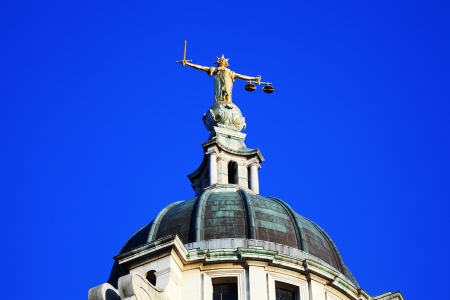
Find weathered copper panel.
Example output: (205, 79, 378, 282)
(299, 217, 339, 270)
(156, 198, 196, 244)
(113, 189, 358, 288)
(124, 222, 152, 251)
(251, 195, 297, 248)
(203, 192, 246, 240)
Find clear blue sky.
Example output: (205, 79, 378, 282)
(1, 1, 449, 299)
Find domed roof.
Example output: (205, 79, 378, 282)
(108, 186, 358, 287)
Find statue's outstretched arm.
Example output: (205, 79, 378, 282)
(234, 73, 261, 83)
(184, 62, 210, 73)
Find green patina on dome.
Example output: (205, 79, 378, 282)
(108, 186, 358, 288)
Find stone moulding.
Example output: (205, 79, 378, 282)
(204, 183, 256, 195)
(268, 272, 309, 300)
(206, 249, 240, 261)
(202, 138, 264, 161)
(203, 269, 247, 300)
(238, 247, 278, 260)
(114, 235, 365, 300)
(114, 234, 188, 267)
(118, 273, 164, 300)
(88, 283, 120, 300)
(373, 292, 405, 300)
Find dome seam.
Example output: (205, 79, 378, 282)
(192, 189, 213, 242)
(147, 201, 183, 243)
(265, 196, 308, 252)
(302, 215, 346, 274)
(237, 189, 257, 239)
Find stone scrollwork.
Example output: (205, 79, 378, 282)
(118, 273, 164, 300)
(203, 102, 246, 132)
(88, 283, 121, 300)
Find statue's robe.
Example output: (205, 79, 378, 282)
(208, 67, 235, 102)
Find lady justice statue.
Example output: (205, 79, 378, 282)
(176, 41, 262, 103)
(176, 41, 273, 133)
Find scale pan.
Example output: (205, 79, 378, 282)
(263, 85, 274, 94)
(245, 83, 257, 92)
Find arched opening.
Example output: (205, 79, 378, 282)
(145, 270, 157, 286)
(228, 161, 237, 184)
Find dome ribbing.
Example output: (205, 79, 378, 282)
(108, 186, 358, 288)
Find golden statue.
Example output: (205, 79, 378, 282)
(177, 41, 262, 103)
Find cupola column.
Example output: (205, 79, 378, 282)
(237, 163, 248, 188)
(209, 153, 218, 185)
(217, 158, 229, 184)
(249, 164, 259, 194)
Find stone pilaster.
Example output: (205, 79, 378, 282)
(249, 265, 267, 300)
(308, 275, 326, 300)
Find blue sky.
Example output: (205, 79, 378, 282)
(1, 1, 449, 299)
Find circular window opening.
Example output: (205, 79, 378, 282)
(145, 270, 157, 286)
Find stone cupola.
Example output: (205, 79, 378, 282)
(188, 101, 264, 195)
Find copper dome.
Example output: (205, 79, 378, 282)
(108, 186, 358, 288)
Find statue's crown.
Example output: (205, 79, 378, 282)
(215, 54, 229, 66)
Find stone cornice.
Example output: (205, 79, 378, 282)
(204, 183, 257, 195)
(114, 234, 188, 266)
(115, 235, 362, 300)
(373, 291, 404, 300)
(202, 139, 265, 162)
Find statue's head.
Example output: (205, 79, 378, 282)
(215, 55, 229, 67)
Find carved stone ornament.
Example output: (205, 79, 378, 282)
(118, 273, 163, 300)
(88, 283, 120, 300)
(203, 101, 246, 132)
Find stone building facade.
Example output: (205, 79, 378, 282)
(88, 101, 404, 300)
